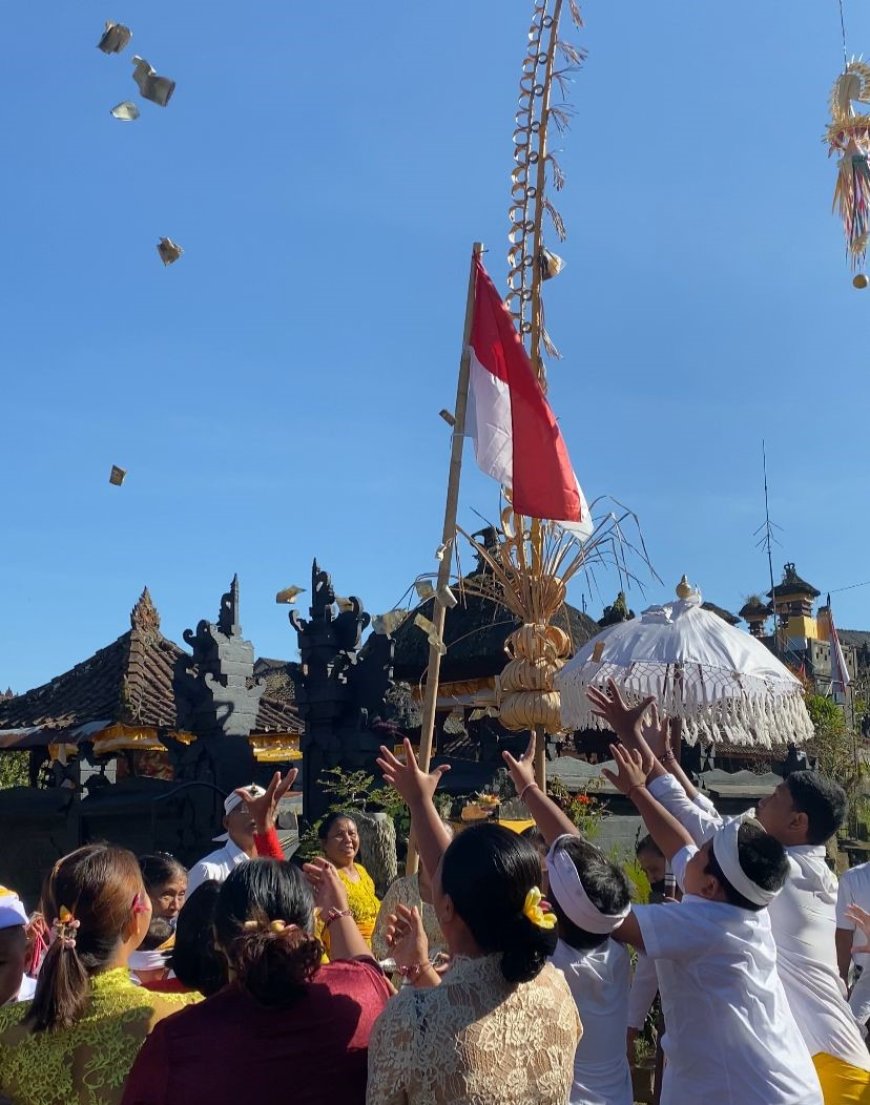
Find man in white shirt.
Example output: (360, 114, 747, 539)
(589, 683, 870, 1104)
(0, 888, 35, 1005)
(186, 785, 267, 897)
(836, 859, 870, 1022)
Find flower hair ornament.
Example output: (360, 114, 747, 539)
(522, 887, 557, 931)
(52, 906, 81, 950)
(241, 919, 300, 935)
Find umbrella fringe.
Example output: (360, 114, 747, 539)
(557, 665, 814, 749)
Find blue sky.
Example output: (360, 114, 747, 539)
(2, 0, 869, 692)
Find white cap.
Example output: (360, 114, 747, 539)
(213, 785, 266, 842)
(0, 888, 28, 931)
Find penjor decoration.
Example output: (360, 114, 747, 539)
(827, 59, 870, 277)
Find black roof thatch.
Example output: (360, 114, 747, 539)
(767, 563, 820, 600)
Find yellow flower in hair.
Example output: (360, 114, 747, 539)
(523, 887, 556, 930)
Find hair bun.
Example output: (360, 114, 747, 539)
(499, 912, 556, 985)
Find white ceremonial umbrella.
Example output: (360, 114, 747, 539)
(556, 578, 813, 748)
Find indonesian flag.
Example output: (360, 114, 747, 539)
(467, 256, 592, 539)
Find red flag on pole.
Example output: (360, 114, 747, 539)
(467, 257, 592, 537)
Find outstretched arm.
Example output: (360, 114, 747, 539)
(502, 734, 577, 846)
(377, 741, 452, 881)
(602, 744, 693, 862)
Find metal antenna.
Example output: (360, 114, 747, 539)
(752, 441, 783, 648)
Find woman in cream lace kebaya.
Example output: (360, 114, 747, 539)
(368, 743, 581, 1105)
(0, 844, 196, 1105)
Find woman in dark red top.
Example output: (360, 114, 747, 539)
(120, 856, 392, 1105)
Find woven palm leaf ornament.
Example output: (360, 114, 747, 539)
(825, 0, 870, 286)
(827, 60, 870, 283)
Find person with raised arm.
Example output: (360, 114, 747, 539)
(367, 741, 579, 1105)
(185, 770, 295, 897)
(588, 680, 870, 1104)
(593, 735, 822, 1105)
(501, 735, 635, 1105)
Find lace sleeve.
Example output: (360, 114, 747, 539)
(366, 991, 415, 1105)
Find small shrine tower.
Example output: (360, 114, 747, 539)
(767, 564, 821, 647)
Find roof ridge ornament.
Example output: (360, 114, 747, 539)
(130, 588, 160, 633)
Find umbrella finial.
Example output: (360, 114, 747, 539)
(676, 575, 695, 600)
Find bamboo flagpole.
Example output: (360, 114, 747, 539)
(406, 241, 482, 876)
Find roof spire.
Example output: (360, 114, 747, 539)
(130, 587, 160, 632)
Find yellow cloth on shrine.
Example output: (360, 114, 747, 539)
(498, 818, 536, 835)
(0, 967, 197, 1105)
(813, 1052, 870, 1104)
(318, 862, 380, 957)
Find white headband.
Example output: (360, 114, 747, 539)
(546, 835, 631, 934)
(213, 785, 266, 841)
(0, 891, 28, 931)
(711, 818, 779, 907)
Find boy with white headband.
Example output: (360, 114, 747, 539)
(507, 734, 823, 1105)
(503, 740, 636, 1105)
(588, 681, 870, 1105)
(0, 888, 35, 1005)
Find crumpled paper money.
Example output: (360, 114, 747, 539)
(132, 56, 176, 107)
(97, 22, 132, 54)
(275, 586, 305, 605)
(414, 614, 447, 656)
(371, 609, 409, 637)
(157, 238, 183, 265)
(110, 101, 139, 122)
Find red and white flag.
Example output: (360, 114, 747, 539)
(467, 256, 592, 539)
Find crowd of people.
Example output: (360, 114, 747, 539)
(0, 683, 869, 1104)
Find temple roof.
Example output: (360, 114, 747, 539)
(389, 588, 598, 683)
(739, 596, 772, 620)
(0, 589, 300, 739)
(767, 563, 821, 600)
(701, 601, 741, 626)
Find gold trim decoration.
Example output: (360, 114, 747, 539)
(166, 730, 198, 746)
(249, 734, 302, 763)
(48, 743, 79, 763)
(92, 723, 165, 756)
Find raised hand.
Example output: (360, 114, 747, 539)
(386, 904, 430, 972)
(376, 739, 450, 808)
(586, 680, 656, 747)
(601, 743, 647, 797)
(235, 769, 298, 834)
(302, 856, 351, 914)
(641, 703, 671, 763)
(502, 733, 536, 796)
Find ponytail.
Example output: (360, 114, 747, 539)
(27, 937, 91, 1032)
(25, 844, 146, 1033)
